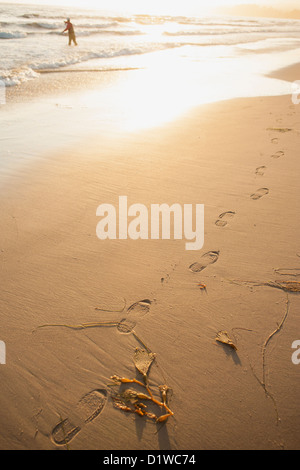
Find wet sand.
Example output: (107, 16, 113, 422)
(0, 65, 299, 450)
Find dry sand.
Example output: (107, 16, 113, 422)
(0, 65, 299, 450)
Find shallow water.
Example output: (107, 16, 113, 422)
(0, 3, 299, 179)
(1, 2, 300, 86)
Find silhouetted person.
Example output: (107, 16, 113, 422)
(62, 18, 77, 46)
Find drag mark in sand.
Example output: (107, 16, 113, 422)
(95, 298, 126, 313)
(261, 295, 289, 389)
(219, 285, 290, 424)
(189, 250, 219, 273)
(251, 295, 290, 425)
(274, 268, 300, 277)
(51, 389, 107, 447)
(250, 188, 269, 200)
(35, 298, 152, 334)
(227, 277, 300, 293)
(215, 211, 235, 227)
(267, 127, 293, 133)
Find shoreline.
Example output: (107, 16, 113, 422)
(267, 62, 300, 83)
(0, 61, 300, 450)
(4, 59, 300, 108)
(5, 68, 130, 105)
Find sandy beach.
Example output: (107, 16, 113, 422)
(0, 58, 300, 450)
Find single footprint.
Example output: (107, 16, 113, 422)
(250, 188, 269, 200)
(160, 263, 177, 285)
(271, 138, 279, 144)
(271, 150, 284, 159)
(117, 299, 152, 334)
(51, 389, 107, 446)
(215, 211, 235, 227)
(255, 166, 266, 176)
(189, 250, 219, 273)
(161, 274, 170, 284)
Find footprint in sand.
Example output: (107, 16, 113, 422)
(161, 274, 170, 284)
(271, 150, 284, 159)
(117, 299, 152, 334)
(271, 138, 279, 144)
(215, 211, 235, 227)
(255, 166, 266, 176)
(51, 389, 107, 446)
(250, 188, 269, 200)
(189, 250, 219, 273)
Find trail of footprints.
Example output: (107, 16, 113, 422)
(190, 129, 288, 276)
(203, 130, 287, 271)
(180, 127, 294, 425)
(50, 126, 290, 447)
(51, 299, 152, 447)
(252, 132, 286, 201)
(214, 132, 285, 227)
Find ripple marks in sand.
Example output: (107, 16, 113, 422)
(250, 188, 269, 200)
(189, 250, 219, 273)
(117, 299, 152, 334)
(51, 389, 107, 446)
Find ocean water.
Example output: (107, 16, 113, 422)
(1, 2, 300, 86)
(1, 3, 300, 179)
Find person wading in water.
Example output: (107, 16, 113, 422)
(62, 18, 78, 46)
